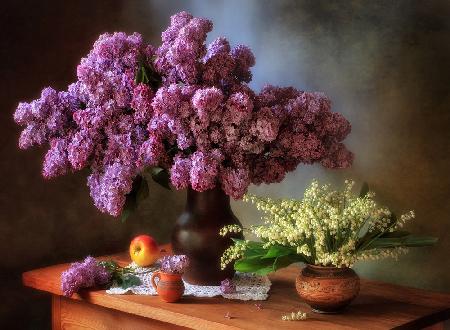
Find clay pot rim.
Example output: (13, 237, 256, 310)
(305, 264, 352, 270)
(158, 271, 184, 278)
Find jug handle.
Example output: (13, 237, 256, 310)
(151, 271, 160, 290)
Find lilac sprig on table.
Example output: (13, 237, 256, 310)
(61, 257, 142, 297)
(14, 11, 353, 220)
(159, 255, 189, 274)
(220, 278, 236, 294)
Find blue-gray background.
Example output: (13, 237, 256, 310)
(1, 1, 449, 328)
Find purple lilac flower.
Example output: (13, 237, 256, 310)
(220, 166, 250, 199)
(67, 130, 95, 170)
(42, 138, 71, 178)
(14, 11, 353, 218)
(156, 12, 212, 84)
(220, 278, 236, 294)
(170, 154, 191, 189)
(132, 84, 154, 124)
(250, 107, 280, 142)
(61, 256, 111, 297)
(159, 255, 190, 274)
(86, 160, 136, 216)
(192, 87, 223, 123)
(202, 37, 235, 85)
(15, 88, 78, 150)
(189, 150, 222, 191)
(230, 45, 255, 83)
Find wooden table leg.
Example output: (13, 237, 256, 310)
(423, 323, 445, 330)
(52, 295, 61, 330)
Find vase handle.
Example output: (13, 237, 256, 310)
(151, 271, 160, 290)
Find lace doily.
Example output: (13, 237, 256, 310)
(106, 262, 271, 300)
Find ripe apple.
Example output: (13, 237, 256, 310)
(129, 235, 159, 267)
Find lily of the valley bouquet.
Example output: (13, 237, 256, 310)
(220, 180, 437, 274)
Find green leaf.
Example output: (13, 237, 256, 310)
(357, 213, 398, 249)
(244, 246, 268, 258)
(262, 245, 296, 259)
(234, 257, 275, 273)
(119, 274, 141, 289)
(120, 207, 133, 223)
(112, 273, 141, 289)
(135, 65, 150, 85)
(98, 260, 119, 272)
(136, 176, 149, 203)
(254, 266, 277, 276)
(273, 255, 300, 271)
(363, 235, 438, 250)
(245, 240, 266, 249)
(121, 175, 149, 222)
(359, 182, 369, 198)
(380, 230, 410, 238)
(230, 238, 246, 243)
(150, 167, 171, 190)
(235, 254, 306, 275)
(135, 62, 162, 89)
(243, 249, 267, 258)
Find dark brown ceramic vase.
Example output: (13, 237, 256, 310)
(296, 265, 360, 313)
(151, 271, 184, 303)
(171, 187, 244, 285)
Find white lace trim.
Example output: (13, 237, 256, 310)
(106, 262, 271, 300)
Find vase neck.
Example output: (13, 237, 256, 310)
(186, 186, 231, 214)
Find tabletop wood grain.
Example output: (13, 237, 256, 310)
(23, 245, 450, 330)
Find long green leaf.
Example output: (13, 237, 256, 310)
(359, 182, 369, 197)
(254, 266, 277, 276)
(136, 176, 149, 203)
(262, 245, 296, 259)
(234, 253, 306, 275)
(230, 239, 268, 258)
(121, 175, 148, 222)
(150, 167, 171, 190)
(357, 213, 398, 249)
(234, 257, 274, 273)
(363, 235, 438, 250)
(273, 254, 305, 271)
(380, 230, 410, 238)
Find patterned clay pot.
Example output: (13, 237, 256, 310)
(296, 265, 360, 313)
(151, 271, 184, 303)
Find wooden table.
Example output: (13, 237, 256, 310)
(23, 248, 450, 330)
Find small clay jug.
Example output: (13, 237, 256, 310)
(151, 271, 184, 303)
(296, 265, 360, 313)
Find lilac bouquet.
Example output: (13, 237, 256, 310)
(61, 256, 111, 297)
(14, 11, 353, 218)
(61, 257, 141, 297)
(159, 255, 190, 274)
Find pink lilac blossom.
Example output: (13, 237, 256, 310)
(202, 37, 235, 85)
(170, 154, 191, 189)
(43, 138, 71, 178)
(61, 256, 111, 297)
(159, 255, 190, 274)
(132, 84, 154, 124)
(220, 166, 251, 200)
(14, 11, 353, 217)
(189, 150, 223, 191)
(156, 14, 212, 84)
(220, 278, 236, 294)
(230, 45, 255, 83)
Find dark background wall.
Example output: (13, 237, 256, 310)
(1, 1, 449, 329)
